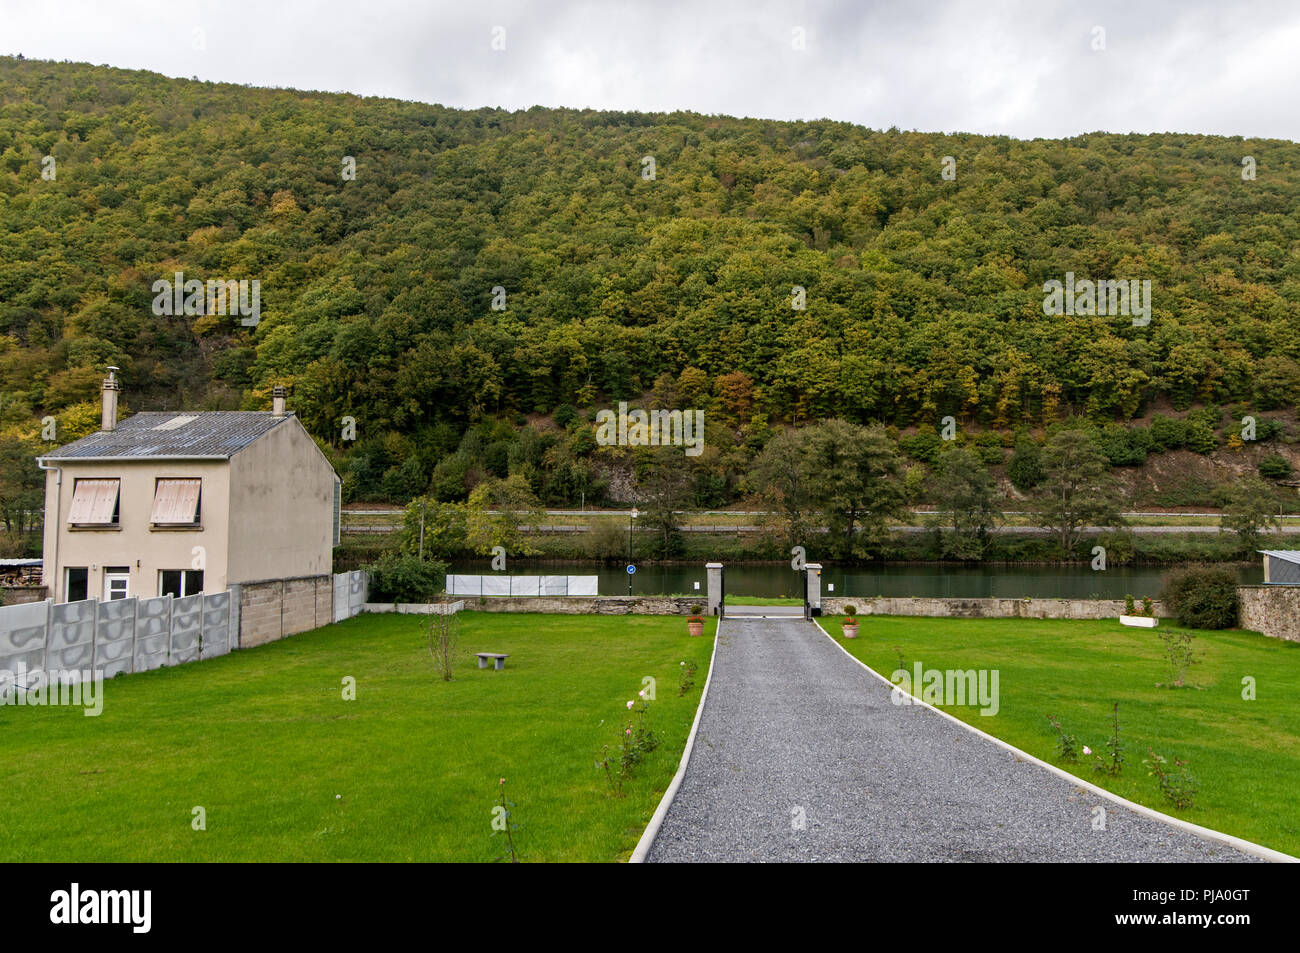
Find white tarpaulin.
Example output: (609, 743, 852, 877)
(446, 575, 599, 597)
(565, 575, 598, 596)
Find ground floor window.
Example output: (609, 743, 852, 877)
(159, 569, 204, 598)
(103, 567, 130, 601)
(65, 567, 88, 602)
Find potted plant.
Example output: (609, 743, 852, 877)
(687, 604, 704, 637)
(842, 605, 859, 639)
(1120, 594, 1158, 628)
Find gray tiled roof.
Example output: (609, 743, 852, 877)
(38, 412, 292, 461)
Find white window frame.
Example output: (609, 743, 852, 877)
(103, 568, 131, 601)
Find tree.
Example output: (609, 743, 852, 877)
(399, 496, 468, 560)
(1007, 434, 1044, 492)
(637, 447, 693, 558)
(931, 447, 999, 560)
(1221, 476, 1280, 553)
(0, 436, 43, 554)
(1031, 429, 1124, 556)
(746, 427, 815, 547)
(464, 475, 545, 558)
(802, 419, 908, 559)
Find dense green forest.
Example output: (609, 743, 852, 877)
(3, 57, 1300, 559)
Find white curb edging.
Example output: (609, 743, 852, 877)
(629, 616, 724, 863)
(811, 618, 1298, 864)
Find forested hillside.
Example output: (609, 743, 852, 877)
(3, 57, 1300, 548)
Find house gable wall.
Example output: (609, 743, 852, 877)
(226, 417, 334, 584)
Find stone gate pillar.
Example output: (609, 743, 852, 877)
(804, 563, 822, 617)
(705, 562, 724, 616)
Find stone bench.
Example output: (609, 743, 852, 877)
(476, 652, 509, 671)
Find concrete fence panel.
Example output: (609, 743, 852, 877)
(170, 594, 203, 664)
(333, 570, 370, 623)
(200, 591, 232, 659)
(0, 600, 50, 686)
(94, 597, 137, 678)
(49, 599, 96, 670)
(134, 595, 172, 672)
(349, 570, 367, 616)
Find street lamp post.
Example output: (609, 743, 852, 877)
(628, 506, 638, 595)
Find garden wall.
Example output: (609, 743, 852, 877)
(232, 574, 334, 648)
(0, 591, 236, 683)
(0, 586, 48, 605)
(1237, 586, 1300, 643)
(819, 596, 1168, 620)
(444, 595, 704, 615)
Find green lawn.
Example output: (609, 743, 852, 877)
(827, 615, 1300, 857)
(0, 611, 714, 862)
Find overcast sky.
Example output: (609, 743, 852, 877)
(3, 0, 1298, 141)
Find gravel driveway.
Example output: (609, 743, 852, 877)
(645, 617, 1259, 863)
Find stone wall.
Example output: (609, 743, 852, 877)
(1237, 586, 1300, 642)
(445, 595, 705, 616)
(819, 596, 1168, 620)
(366, 594, 1166, 620)
(235, 574, 333, 648)
(0, 585, 49, 605)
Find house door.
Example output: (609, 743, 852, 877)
(103, 567, 131, 601)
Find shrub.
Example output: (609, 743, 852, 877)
(1143, 749, 1200, 810)
(1259, 454, 1292, 478)
(843, 604, 857, 621)
(1098, 425, 1153, 466)
(1152, 475, 1221, 508)
(364, 552, 448, 603)
(553, 403, 579, 428)
(1160, 566, 1238, 629)
(973, 431, 1004, 465)
(899, 429, 943, 465)
(1007, 436, 1044, 492)
(1093, 702, 1124, 777)
(1256, 418, 1285, 442)
(1184, 421, 1219, 454)
(1047, 714, 1078, 763)
(1149, 415, 1188, 452)
(1158, 627, 1196, 687)
(584, 518, 628, 561)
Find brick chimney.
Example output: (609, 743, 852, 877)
(101, 366, 120, 432)
(271, 385, 287, 418)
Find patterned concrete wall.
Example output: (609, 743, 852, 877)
(134, 596, 172, 672)
(94, 597, 136, 678)
(0, 589, 237, 685)
(170, 594, 203, 665)
(49, 599, 96, 670)
(0, 600, 50, 689)
(332, 570, 368, 623)
(201, 590, 235, 659)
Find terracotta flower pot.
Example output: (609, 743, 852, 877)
(688, 620, 704, 637)
(842, 622, 859, 639)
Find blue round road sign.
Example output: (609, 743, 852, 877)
(627, 564, 636, 574)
